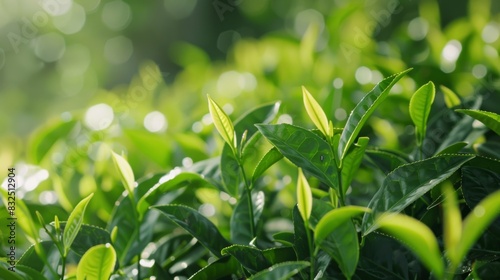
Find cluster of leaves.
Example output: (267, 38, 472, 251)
(3, 69, 500, 279)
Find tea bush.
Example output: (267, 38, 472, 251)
(1, 1, 500, 279)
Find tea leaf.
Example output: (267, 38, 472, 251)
(302, 86, 330, 137)
(456, 109, 500, 136)
(111, 151, 135, 199)
(435, 141, 468, 155)
(376, 214, 444, 279)
(409, 81, 435, 145)
(252, 147, 283, 183)
(207, 95, 236, 150)
(188, 255, 239, 280)
(257, 124, 339, 192)
(314, 206, 370, 279)
(338, 69, 411, 162)
(63, 193, 94, 256)
(362, 154, 474, 235)
(341, 137, 369, 195)
(230, 191, 265, 245)
(441, 181, 462, 266)
(221, 245, 271, 273)
(152, 204, 231, 257)
(248, 261, 310, 280)
(76, 243, 116, 280)
(27, 119, 77, 164)
(440, 85, 461, 108)
(297, 168, 313, 222)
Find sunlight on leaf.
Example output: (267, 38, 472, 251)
(63, 193, 94, 256)
(302, 86, 330, 138)
(76, 243, 116, 280)
(297, 168, 313, 222)
(440, 85, 461, 108)
(207, 95, 236, 150)
(456, 109, 500, 136)
(410, 81, 435, 145)
(377, 214, 444, 279)
(111, 151, 135, 199)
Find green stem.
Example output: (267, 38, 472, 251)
(239, 163, 255, 238)
(304, 219, 315, 280)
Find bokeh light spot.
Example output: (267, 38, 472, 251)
(482, 23, 499, 43)
(84, 103, 114, 131)
(35, 32, 66, 62)
(407, 17, 429, 41)
(355, 66, 372, 85)
(104, 36, 133, 64)
(144, 111, 167, 133)
(101, 0, 131, 31)
(53, 3, 86, 34)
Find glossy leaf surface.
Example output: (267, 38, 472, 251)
(63, 193, 94, 256)
(188, 256, 239, 280)
(208, 95, 236, 149)
(221, 245, 271, 273)
(252, 147, 283, 183)
(409, 81, 435, 144)
(315, 206, 371, 244)
(456, 109, 500, 136)
(363, 154, 474, 235)
(442, 181, 462, 265)
(76, 244, 116, 280)
(152, 204, 231, 257)
(302, 86, 330, 137)
(376, 214, 444, 279)
(338, 68, 411, 161)
(111, 152, 135, 199)
(440, 85, 461, 108)
(248, 261, 310, 280)
(230, 191, 264, 244)
(297, 168, 313, 222)
(257, 123, 339, 191)
(341, 137, 369, 194)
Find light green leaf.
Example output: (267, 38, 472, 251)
(410, 81, 435, 145)
(151, 204, 231, 257)
(76, 243, 116, 280)
(338, 68, 411, 161)
(257, 124, 339, 192)
(248, 261, 310, 280)
(456, 109, 500, 136)
(27, 118, 77, 164)
(362, 154, 474, 235)
(297, 168, 313, 222)
(63, 193, 94, 256)
(440, 85, 461, 108)
(441, 181, 462, 266)
(302, 86, 330, 137)
(315, 206, 371, 244)
(314, 206, 370, 279)
(0, 187, 39, 243)
(455, 189, 500, 270)
(252, 147, 283, 183)
(207, 95, 236, 150)
(341, 137, 369, 195)
(376, 214, 444, 279)
(111, 151, 135, 199)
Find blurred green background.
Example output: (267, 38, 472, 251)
(1, 0, 499, 250)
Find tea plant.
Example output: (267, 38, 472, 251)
(2, 69, 500, 279)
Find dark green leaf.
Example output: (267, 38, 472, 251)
(338, 69, 411, 161)
(188, 255, 240, 280)
(152, 204, 231, 257)
(248, 261, 310, 280)
(435, 141, 468, 155)
(362, 154, 474, 235)
(293, 206, 309, 261)
(364, 149, 409, 174)
(272, 232, 295, 247)
(474, 142, 500, 159)
(222, 245, 271, 273)
(221, 102, 281, 196)
(137, 171, 212, 217)
(262, 247, 297, 264)
(252, 147, 283, 183)
(341, 137, 369, 195)
(50, 223, 111, 256)
(230, 191, 265, 244)
(0, 264, 25, 280)
(309, 199, 334, 229)
(257, 124, 339, 192)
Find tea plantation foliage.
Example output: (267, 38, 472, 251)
(2, 1, 500, 279)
